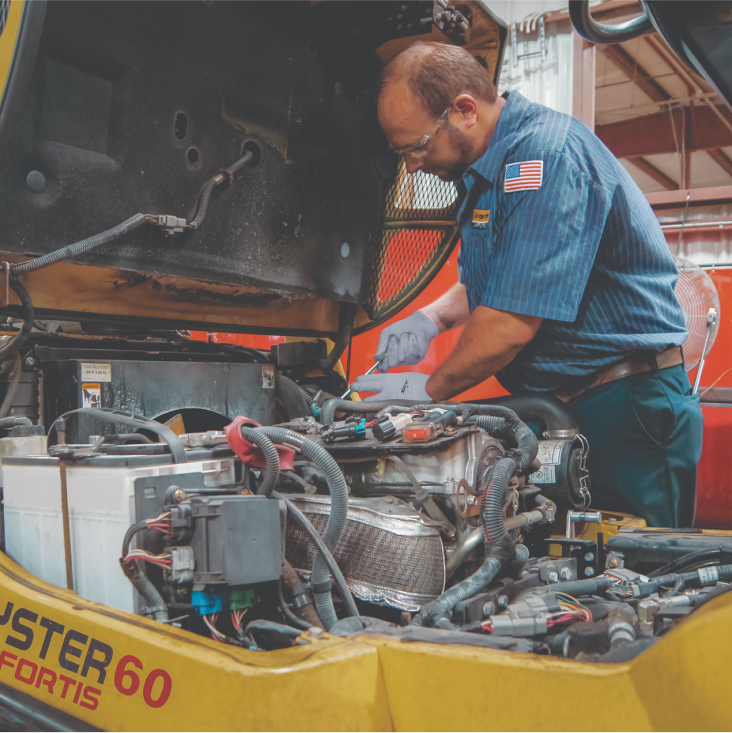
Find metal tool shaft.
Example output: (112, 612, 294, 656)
(340, 362, 379, 399)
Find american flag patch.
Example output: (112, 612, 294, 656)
(504, 160, 543, 193)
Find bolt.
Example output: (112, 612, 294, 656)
(584, 567, 594, 577)
(497, 595, 509, 608)
(584, 552, 595, 562)
(608, 557, 620, 569)
(548, 571, 558, 583)
(560, 567, 572, 581)
(24, 355, 37, 369)
(482, 601, 496, 617)
(174, 488, 186, 502)
(308, 627, 324, 639)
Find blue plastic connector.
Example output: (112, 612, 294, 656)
(191, 590, 224, 615)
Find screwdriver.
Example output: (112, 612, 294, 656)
(340, 362, 379, 400)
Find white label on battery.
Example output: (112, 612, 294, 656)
(538, 440, 563, 465)
(81, 363, 112, 382)
(81, 383, 102, 409)
(698, 566, 719, 585)
(262, 365, 275, 389)
(530, 465, 555, 484)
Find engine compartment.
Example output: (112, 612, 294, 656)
(3, 352, 729, 663)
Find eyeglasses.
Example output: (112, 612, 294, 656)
(392, 101, 453, 159)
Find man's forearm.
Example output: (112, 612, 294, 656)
(419, 283, 470, 334)
(425, 306, 542, 401)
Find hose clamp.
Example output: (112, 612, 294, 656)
(311, 580, 333, 594)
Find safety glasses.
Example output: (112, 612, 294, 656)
(392, 101, 453, 159)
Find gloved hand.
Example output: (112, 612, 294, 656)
(375, 312, 439, 372)
(352, 372, 431, 402)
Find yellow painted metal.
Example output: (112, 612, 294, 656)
(0, 0, 23, 102)
(364, 592, 732, 731)
(0, 550, 730, 731)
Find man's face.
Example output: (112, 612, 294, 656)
(378, 81, 476, 181)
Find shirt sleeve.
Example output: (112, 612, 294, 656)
(480, 150, 613, 322)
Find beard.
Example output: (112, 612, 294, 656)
(439, 122, 475, 181)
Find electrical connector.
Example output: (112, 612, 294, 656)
(190, 590, 224, 615)
(373, 412, 413, 442)
(489, 594, 560, 637)
(169, 546, 195, 584)
(154, 215, 187, 235)
(229, 587, 255, 611)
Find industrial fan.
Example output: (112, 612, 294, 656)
(674, 256, 720, 384)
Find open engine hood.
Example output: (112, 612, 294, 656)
(0, 0, 506, 338)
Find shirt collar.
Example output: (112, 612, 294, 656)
(466, 91, 533, 185)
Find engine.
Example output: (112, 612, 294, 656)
(3, 386, 730, 660)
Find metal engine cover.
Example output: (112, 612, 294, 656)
(285, 495, 445, 611)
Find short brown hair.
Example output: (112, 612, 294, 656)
(380, 41, 497, 118)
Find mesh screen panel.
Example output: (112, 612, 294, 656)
(286, 512, 445, 610)
(0, 0, 9, 38)
(367, 164, 460, 323)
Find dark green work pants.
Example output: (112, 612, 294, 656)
(565, 364, 703, 528)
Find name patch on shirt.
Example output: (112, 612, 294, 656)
(504, 160, 543, 192)
(471, 209, 490, 229)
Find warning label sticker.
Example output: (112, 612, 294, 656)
(530, 465, 555, 484)
(81, 363, 112, 382)
(538, 440, 564, 465)
(262, 365, 275, 389)
(82, 383, 102, 409)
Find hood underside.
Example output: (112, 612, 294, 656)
(0, 0, 506, 337)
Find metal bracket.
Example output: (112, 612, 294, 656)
(0, 262, 10, 308)
(431, 0, 471, 45)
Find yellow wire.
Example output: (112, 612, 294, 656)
(700, 367, 732, 396)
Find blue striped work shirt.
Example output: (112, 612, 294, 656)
(456, 91, 687, 393)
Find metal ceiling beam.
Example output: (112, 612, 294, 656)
(707, 149, 732, 178)
(599, 44, 672, 103)
(627, 156, 678, 190)
(596, 105, 732, 157)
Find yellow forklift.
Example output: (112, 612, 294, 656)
(0, 1, 730, 729)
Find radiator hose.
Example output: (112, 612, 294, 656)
(255, 427, 349, 630)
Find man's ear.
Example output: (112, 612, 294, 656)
(453, 93, 479, 129)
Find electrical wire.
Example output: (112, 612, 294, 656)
(123, 550, 172, 568)
(700, 368, 732, 396)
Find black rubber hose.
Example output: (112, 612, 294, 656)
(257, 428, 349, 629)
(240, 427, 280, 498)
(320, 398, 418, 426)
(413, 457, 517, 627)
(651, 565, 732, 590)
(11, 214, 147, 275)
(468, 409, 538, 472)
(0, 280, 35, 365)
(188, 152, 253, 230)
(532, 577, 612, 597)
(276, 375, 311, 419)
(476, 394, 579, 433)
(272, 491, 359, 619)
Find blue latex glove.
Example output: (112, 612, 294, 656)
(352, 372, 431, 402)
(375, 312, 439, 372)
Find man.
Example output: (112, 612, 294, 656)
(353, 42, 703, 528)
